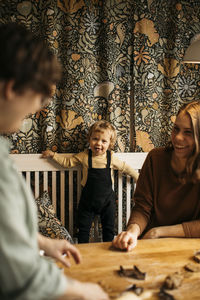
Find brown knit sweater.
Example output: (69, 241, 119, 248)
(128, 147, 200, 237)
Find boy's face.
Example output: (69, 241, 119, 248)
(89, 129, 111, 156)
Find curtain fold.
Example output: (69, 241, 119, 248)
(1, 0, 200, 153)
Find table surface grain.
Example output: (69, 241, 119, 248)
(61, 238, 200, 299)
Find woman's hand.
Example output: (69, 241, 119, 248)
(41, 149, 54, 158)
(38, 234, 81, 267)
(112, 224, 140, 251)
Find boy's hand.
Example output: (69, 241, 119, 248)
(41, 150, 55, 158)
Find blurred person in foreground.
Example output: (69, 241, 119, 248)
(0, 22, 109, 300)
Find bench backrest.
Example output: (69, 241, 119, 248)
(10, 153, 147, 240)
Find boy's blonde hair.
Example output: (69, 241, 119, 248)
(88, 120, 117, 150)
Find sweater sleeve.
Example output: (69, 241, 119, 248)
(53, 152, 83, 168)
(182, 220, 200, 238)
(0, 156, 68, 300)
(112, 154, 139, 181)
(127, 151, 154, 235)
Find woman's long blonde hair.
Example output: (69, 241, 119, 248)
(171, 101, 200, 182)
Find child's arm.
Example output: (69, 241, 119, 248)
(42, 150, 83, 168)
(112, 154, 139, 182)
(42, 150, 55, 158)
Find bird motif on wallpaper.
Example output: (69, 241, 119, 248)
(94, 81, 114, 99)
(134, 18, 159, 46)
(115, 23, 126, 48)
(56, 109, 83, 130)
(136, 130, 154, 152)
(158, 58, 180, 78)
(57, 0, 84, 13)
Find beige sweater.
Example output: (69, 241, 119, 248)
(53, 150, 139, 187)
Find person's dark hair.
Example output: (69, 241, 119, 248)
(0, 22, 61, 97)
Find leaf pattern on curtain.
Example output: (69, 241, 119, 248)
(1, 0, 200, 153)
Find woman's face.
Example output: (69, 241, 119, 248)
(171, 111, 195, 160)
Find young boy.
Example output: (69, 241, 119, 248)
(42, 120, 138, 243)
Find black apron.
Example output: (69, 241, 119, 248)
(78, 149, 115, 242)
(81, 149, 114, 212)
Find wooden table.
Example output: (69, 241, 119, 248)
(63, 238, 200, 299)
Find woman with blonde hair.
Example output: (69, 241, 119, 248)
(113, 101, 200, 251)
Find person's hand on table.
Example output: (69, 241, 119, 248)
(112, 224, 140, 251)
(74, 281, 110, 300)
(58, 279, 110, 300)
(38, 233, 81, 267)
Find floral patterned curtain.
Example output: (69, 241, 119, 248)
(1, 0, 200, 154)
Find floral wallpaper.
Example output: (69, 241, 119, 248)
(1, 0, 200, 154)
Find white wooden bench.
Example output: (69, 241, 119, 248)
(10, 153, 147, 241)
